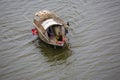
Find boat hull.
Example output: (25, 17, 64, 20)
(33, 10, 69, 47)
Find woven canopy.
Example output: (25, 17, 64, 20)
(41, 19, 62, 30)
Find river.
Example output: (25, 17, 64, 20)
(0, 0, 120, 80)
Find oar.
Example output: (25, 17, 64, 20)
(67, 22, 73, 31)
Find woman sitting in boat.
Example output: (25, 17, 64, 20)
(56, 32, 62, 41)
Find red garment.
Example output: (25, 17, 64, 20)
(32, 28, 38, 35)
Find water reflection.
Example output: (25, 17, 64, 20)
(34, 39, 72, 62)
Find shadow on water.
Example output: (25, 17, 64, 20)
(33, 38, 72, 63)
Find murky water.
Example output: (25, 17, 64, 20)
(0, 0, 120, 80)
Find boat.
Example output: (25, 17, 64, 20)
(33, 10, 69, 47)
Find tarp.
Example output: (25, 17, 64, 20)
(41, 19, 62, 30)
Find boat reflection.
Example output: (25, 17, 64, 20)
(34, 39, 72, 62)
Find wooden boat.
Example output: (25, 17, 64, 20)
(33, 10, 69, 47)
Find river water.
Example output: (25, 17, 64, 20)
(0, 0, 120, 80)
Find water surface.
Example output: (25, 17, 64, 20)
(0, 0, 120, 80)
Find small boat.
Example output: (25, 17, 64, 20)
(33, 10, 69, 47)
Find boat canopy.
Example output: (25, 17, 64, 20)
(41, 19, 62, 30)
